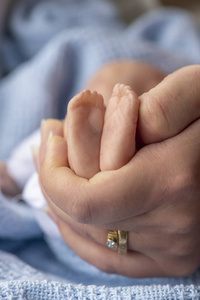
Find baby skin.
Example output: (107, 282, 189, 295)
(0, 83, 139, 198)
(65, 83, 139, 178)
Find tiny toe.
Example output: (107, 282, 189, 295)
(100, 84, 139, 171)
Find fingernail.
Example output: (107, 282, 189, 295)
(40, 119, 46, 128)
(31, 145, 40, 171)
(47, 131, 53, 145)
(43, 206, 58, 224)
(31, 145, 39, 158)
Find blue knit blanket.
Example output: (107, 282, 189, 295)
(1, 0, 200, 298)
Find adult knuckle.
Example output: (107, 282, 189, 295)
(70, 200, 91, 224)
(172, 168, 199, 202)
(70, 191, 93, 224)
(141, 92, 171, 141)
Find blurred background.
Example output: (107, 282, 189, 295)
(110, 0, 200, 24)
(1, 0, 199, 33)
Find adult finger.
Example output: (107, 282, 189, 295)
(40, 66, 200, 225)
(40, 134, 159, 224)
(40, 119, 64, 164)
(40, 113, 200, 226)
(139, 65, 200, 144)
(57, 219, 164, 278)
(44, 198, 150, 253)
(44, 113, 200, 253)
(43, 186, 164, 254)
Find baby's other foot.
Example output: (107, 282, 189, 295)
(66, 90, 104, 179)
(100, 84, 139, 171)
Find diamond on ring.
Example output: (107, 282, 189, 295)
(106, 238, 118, 249)
(106, 230, 128, 254)
(106, 230, 118, 250)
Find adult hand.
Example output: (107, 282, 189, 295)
(39, 65, 200, 278)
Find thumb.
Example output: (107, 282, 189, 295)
(138, 65, 200, 144)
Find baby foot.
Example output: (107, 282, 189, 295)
(100, 83, 139, 171)
(66, 90, 104, 179)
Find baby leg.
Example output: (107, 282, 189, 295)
(100, 83, 139, 171)
(66, 90, 104, 179)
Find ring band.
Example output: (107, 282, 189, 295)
(106, 230, 128, 254)
(118, 230, 128, 254)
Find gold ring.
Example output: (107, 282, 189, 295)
(106, 230, 118, 250)
(106, 230, 128, 254)
(118, 230, 128, 254)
